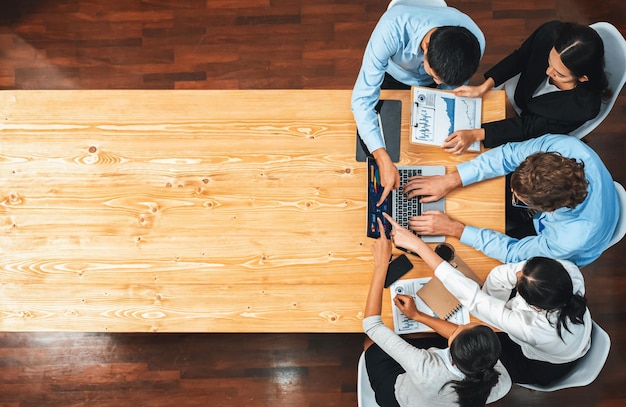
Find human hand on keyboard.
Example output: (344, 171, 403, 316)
(403, 171, 461, 202)
(382, 212, 419, 252)
(407, 211, 465, 239)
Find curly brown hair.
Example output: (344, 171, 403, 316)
(510, 152, 588, 212)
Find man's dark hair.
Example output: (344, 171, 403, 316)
(427, 26, 481, 86)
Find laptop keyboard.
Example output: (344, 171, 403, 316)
(395, 168, 422, 230)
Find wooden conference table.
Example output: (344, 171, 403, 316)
(0, 89, 504, 332)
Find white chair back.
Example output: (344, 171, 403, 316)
(570, 22, 626, 139)
(388, 0, 447, 10)
(607, 181, 626, 248)
(502, 73, 522, 115)
(518, 320, 611, 391)
(357, 352, 381, 407)
(500, 22, 626, 139)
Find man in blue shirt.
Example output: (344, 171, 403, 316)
(352, 3, 485, 206)
(401, 134, 619, 266)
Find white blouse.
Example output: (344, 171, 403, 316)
(435, 259, 591, 364)
(532, 76, 563, 98)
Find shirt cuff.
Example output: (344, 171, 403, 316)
(456, 161, 477, 186)
(367, 139, 386, 153)
(433, 261, 458, 284)
(460, 225, 479, 246)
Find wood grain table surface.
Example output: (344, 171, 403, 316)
(0, 89, 504, 332)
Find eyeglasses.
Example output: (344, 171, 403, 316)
(511, 191, 532, 209)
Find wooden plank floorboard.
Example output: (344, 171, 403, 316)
(1, 0, 625, 405)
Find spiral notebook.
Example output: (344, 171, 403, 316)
(390, 277, 470, 334)
(416, 255, 483, 319)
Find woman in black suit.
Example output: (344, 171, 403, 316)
(444, 21, 611, 154)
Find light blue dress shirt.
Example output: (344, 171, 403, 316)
(351, 4, 485, 153)
(457, 134, 619, 266)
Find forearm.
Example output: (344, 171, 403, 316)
(484, 46, 526, 87)
(351, 44, 387, 153)
(445, 171, 463, 192)
(413, 312, 459, 339)
(460, 226, 563, 265)
(479, 77, 495, 95)
(447, 220, 466, 240)
(372, 147, 391, 166)
(456, 141, 528, 186)
(482, 114, 558, 148)
(435, 262, 484, 307)
(482, 119, 525, 148)
(364, 262, 388, 317)
(352, 103, 385, 153)
(396, 236, 444, 271)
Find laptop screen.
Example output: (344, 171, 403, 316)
(366, 157, 446, 242)
(367, 156, 391, 238)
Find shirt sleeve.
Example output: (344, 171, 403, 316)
(362, 315, 441, 384)
(460, 224, 585, 265)
(351, 20, 400, 153)
(483, 21, 559, 86)
(482, 261, 527, 301)
(481, 95, 599, 148)
(434, 262, 539, 344)
(455, 139, 536, 186)
(482, 115, 556, 148)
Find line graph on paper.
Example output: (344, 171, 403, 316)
(459, 98, 478, 129)
(410, 87, 482, 151)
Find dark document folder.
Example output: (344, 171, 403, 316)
(356, 99, 402, 162)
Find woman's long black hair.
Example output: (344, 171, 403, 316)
(555, 22, 612, 99)
(517, 256, 587, 339)
(444, 325, 502, 407)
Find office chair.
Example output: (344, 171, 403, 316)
(357, 352, 381, 407)
(518, 320, 611, 391)
(607, 181, 626, 248)
(501, 73, 522, 115)
(388, 0, 447, 10)
(570, 22, 626, 139)
(500, 22, 626, 139)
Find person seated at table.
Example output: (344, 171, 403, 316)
(352, 2, 485, 205)
(444, 20, 610, 154)
(363, 219, 511, 407)
(401, 134, 618, 266)
(383, 211, 591, 385)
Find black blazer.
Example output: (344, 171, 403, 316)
(482, 21, 602, 148)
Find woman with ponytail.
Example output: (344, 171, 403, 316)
(363, 218, 511, 407)
(447, 325, 504, 407)
(382, 213, 591, 386)
(495, 256, 591, 384)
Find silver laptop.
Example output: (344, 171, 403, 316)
(367, 156, 445, 243)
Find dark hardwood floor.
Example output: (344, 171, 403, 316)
(1, 1, 625, 406)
